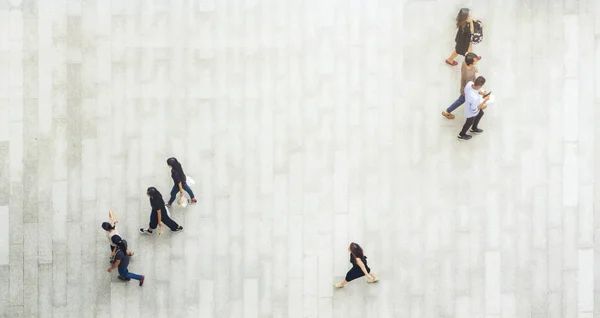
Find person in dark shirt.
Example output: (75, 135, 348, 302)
(107, 235, 145, 286)
(139, 187, 184, 234)
(166, 157, 197, 207)
(334, 242, 379, 288)
(445, 8, 482, 66)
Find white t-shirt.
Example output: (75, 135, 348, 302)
(106, 222, 120, 247)
(464, 81, 481, 118)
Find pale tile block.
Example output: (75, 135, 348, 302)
(485, 251, 501, 315)
(456, 295, 470, 318)
(578, 249, 594, 313)
(288, 278, 303, 318)
(243, 278, 258, 318)
(563, 271, 578, 318)
(563, 79, 579, 142)
(0, 206, 7, 265)
(531, 250, 548, 314)
(578, 185, 594, 246)
(562, 143, 578, 207)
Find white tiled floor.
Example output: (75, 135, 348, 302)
(1, 0, 599, 317)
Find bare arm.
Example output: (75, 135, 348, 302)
(157, 209, 162, 226)
(109, 210, 116, 222)
(178, 182, 183, 195)
(107, 259, 121, 272)
(355, 258, 372, 278)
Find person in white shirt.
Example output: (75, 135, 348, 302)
(458, 76, 490, 140)
(101, 210, 134, 263)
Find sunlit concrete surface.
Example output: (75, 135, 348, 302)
(0, 0, 599, 317)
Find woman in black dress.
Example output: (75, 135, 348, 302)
(139, 187, 184, 235)
(334, 242, 379, 288)
(445, 8, 481, 66)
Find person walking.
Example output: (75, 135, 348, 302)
(107, 235, 145, 286)
(166, 157, 197, 207)
(445, 8, 482, 66)
(101, 210, 133, 263)
(139, 187, 184, 235)
(442, 53, 487, 119)
(458, 76, 490, 140)
(334, 242, 379, 288)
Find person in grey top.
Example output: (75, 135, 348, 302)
(442, 53, 483, 119)
(107, 235, 145, 286)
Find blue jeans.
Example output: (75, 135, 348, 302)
(118, 267, 143, 281)
(446, 95, 465, 113)
(168, 183, 195, 205)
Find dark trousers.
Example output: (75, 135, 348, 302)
(345, 264, 371, 282)
(149, 209, 179, 231)
(459, 110, 484, 136)
(168, 183, 195, 205)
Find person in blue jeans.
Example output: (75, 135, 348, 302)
(442, 53, 481, 119)
(166, 157, 197, 207)
(107, 235, 145, 286)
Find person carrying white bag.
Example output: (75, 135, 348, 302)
(166, 157, 198, 207)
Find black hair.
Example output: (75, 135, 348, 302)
(465, 53, 478, 66)
(167, 157, 186, 182)
(349, 242, 365, 259)
(474, 76, 486, 87)
(456, 8, 470, 29)
(101, 222, 114, 231)
(111, 235, 128, 252)
(147, 186, 163, 200)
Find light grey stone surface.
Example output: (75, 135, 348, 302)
(0, 0, 599, 317)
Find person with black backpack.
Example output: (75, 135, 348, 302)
(445, 8, 483, 66)
(107, 235, 145, 286)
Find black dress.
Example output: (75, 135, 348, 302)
(345, 254, 371, 282)
(454, 23, 472, 56)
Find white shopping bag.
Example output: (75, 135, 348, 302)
(186, 175, 195, 185)
(177, 195, 188, 208)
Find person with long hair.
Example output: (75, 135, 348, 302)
(334, 242, 379, 288)
(166, 157, 197, 207)
(101, 209, 133, 263)
(139, 187, 184, 234)
(445, 8, 482, 66)
(107, 235, 145, 286)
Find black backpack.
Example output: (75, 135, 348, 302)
(471, 20, 483, 44)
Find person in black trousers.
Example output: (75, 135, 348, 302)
(139, 187, 184, 235)
(458, 76, 490, 140)
(166, 157, 197, 207)
(334, 242, 379, 288)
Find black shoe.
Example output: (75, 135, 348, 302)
(172, 226, 184, 233)
(470, 128, 483, 133)
(457, 134, 472, 140)
(139, 228, 152, 235)
(118, 276, 131, 281)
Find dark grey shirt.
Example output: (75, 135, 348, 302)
(115, 250, 130, 270)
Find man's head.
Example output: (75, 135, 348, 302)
(473, 76, 486, 89)
(465, 53, 479, 66)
